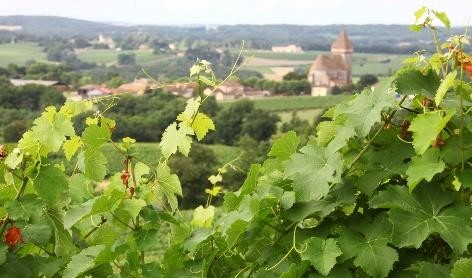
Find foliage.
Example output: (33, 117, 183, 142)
(1, 8, 472, 278)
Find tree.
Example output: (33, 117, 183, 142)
(242, 109, 280, 141)
(117, 53, 136, 65)
(211, 100, 254, 145)
(358, 74, 379, 88)
(3, 120, 27, 142)
(283, 71, 307, 81)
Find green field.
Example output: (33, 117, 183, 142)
(0, 42, 48, 66)
(277, 108, 323, 125)
(76, 48, 174, 65)
(243, 49, 409, 78)
(222, 95, 348, 112)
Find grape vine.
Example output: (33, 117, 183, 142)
(1, 7, 472, 278)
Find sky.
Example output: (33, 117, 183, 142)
(1, 0, 471, 26)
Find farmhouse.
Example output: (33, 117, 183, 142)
(204, 80, 269, 101)
(271, 45, 303, 53)
(76, 85, 113, 100)
(308, 30, 353, 96)
(114, 78, 156, 95)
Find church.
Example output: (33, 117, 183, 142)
(308, 30, 353, 96)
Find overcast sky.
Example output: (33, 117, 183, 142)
(1, 0, 470, 26)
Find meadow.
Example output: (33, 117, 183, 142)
(221, 95, 349, 112)
(76, 48, 174, 65)
(243, 49, 409, 79)
(0, 42, 48, 66)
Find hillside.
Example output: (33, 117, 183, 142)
(0, 15, 468, 53)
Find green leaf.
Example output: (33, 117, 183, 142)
(414, 6, 427, 22)
(300, 237, 342, 276)
(153, 163, 182, 211)
(4, 194, 44, 221)
(120, 199, 146, 219)
(4, 148, 23, 169)
(280, 191, 296, 209)
(22, 223, 51, 245)
(409, 110, 455, 154)
(69, 174, 93, 204)
(183, 228, 213, 256)
(31, 107, 75, 152)
(268, 131, 300, 160)
(81, 124, 110, 149)
(191, 205, 215, 228)
(33, 165, 68, 206)
(0, 245, 6, 265)
(285, 144, 342, 201)
(370, 184, 472, 253)
(435, 70, 457, 106)
(18, 131, 43, 157)
(63, 245, 105, 278)
(316, 121, 337, 146)
(191, 112, 215, 141)
(46, 210, 76, 257)
(63, 136, 82, 161)
(64, 198, 96, 229)
(433, 10, 451, 29)
(80, 149, 107, 182)
(406, 148, 445, 191)
(451, 258, 472, 278)
(394, 67, 440, 98)
(239, 164, 261, 195)
(135, 229, 161, 252)
(334, 84, 396, 137)
(160, 123, 194, 159)
(177, 97, 200, 123)
(338, 215, 398, 278)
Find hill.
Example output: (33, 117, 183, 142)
(0, 16, 468, 53)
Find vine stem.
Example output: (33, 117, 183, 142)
(343, 95, 408, 176)
(458, 42, 465, 172)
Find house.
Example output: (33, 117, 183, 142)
(98, 34, 116, 49)
(113, 78, 156, 95)
(308, 30, 353, 96)
(204, 80, 269, 101)
(9, 79, 69, 91)
(166, 83, 197, 98)
(271, 45, 303, 53)
(76, 85, 113, 100)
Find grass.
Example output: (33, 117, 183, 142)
(222, 95, 348, 112)
(243, 49, 409, 78)
(277, 108, 323, 124)
(76, 48, 174, 65)
(0, 42, 48, 66)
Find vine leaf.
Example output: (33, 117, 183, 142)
(370, 185, 472, 254)
(160, 123, 194, 159)
(435, 70, 457, 106)
(81, 124, 110, 149)
(268, 131, 300, 160)
(191, 112, 215, 141)
(300, 237, 342, 276)
(285, 144, 342, 202)
(394, 67, 440, 98)
(31, 107, 75, 152)
(79, 149, 107, 182)
(406, 148, 445, 191)
(451, 258, 472, 278)
(334, 82, 396, 137)
(63, 136, 82, 161)
(191, 205, 215, 228)
(408, 110, 455, 155)
(337, 215, 398, 278)
(63, 245, 105, 278)
(33, 165, 68, 206)
(154, 163, 182, 211)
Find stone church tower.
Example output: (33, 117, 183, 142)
(330, 30, 353, 84)
(308, 30, 354, 96)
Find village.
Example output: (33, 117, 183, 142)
(5, 30, 358, 101)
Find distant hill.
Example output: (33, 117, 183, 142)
(0, 16, 123, 37)
(0, 15, 468, 53)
